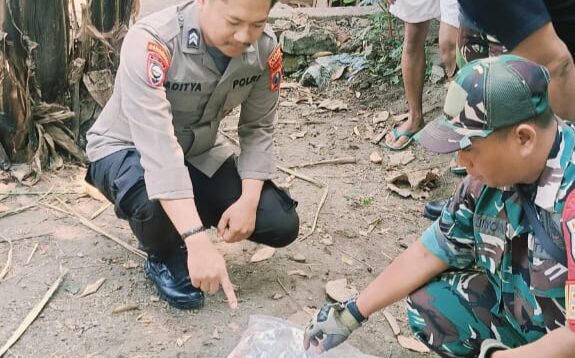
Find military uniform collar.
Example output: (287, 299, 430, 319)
(178, 1, 256, 55)
(534, 119, 575, 211)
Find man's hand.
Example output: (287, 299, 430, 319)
(217, 178, 263, 243)
(303, 302, 362, 352)
(185, 232, 238, 309)
(217, 193, 259, 243)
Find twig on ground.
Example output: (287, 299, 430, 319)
(276, 274, 303, 310)
(0, 235, 13, 280)
(0, 191, 81, 196)
(381, 250, 394, 261)
(0, 195, 7, 202)
(276, 120, 299, 125)
(44, 200, 146, 259)
(277, 165, 323, 188)
(276, 275, 291, 296)
(290, 157, 356, 169)
(90, 202, 112, 220)
(25, 243, 39, 265)
(0, 187, 54, 220)
(0, 269, 67, 357)
(0, 232, 53, 243)
(331, 245, 375, 272)
(298, 186, 329, 242)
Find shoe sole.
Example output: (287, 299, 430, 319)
(144, 271, 205, 310)
(423, 207, 441, 221)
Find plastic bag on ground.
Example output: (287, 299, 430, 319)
(227, 315, 377, 358)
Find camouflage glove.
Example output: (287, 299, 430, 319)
(303, 299, 365, 352)
(478, 338, 509, 358)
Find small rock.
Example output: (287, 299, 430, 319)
(370, 151, 383, 164)
(290, 253, 306, 263)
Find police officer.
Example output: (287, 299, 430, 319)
(85, 0, 299, 310)
(304, 55, 575, 357)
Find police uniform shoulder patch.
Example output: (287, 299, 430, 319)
(267, 44, 282, 92)
(146, 41, 171, 88)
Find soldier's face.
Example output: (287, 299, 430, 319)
(198, 0, 271, 57)
(456, 133, 524, 188)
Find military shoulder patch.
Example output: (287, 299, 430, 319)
(267, 44, 282, 92)
(146, 41, 171, 88)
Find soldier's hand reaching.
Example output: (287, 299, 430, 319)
(303, 301, 364, 352)
(185, 232, 238, 309)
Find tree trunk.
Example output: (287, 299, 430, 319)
(0, 0, 137, 170)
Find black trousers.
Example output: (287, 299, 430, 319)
(86, 149, 299, 257)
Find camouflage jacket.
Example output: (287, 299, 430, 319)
(422, 120, 575, 340)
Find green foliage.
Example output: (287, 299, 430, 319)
(359, 9, 435, 85)
(358, 9, 404, 85)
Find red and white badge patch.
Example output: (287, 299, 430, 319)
(146, 41, 171, 88)
(267, 44, 283, 92)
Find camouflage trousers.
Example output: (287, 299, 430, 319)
(456, 26, 506, 69)
(406, 271, 546, 357)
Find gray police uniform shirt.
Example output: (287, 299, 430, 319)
(86, 1, 280, 201)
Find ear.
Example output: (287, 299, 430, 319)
(513, 124, 537, 156)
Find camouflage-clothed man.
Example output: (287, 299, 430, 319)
(303, 55, 575, 357)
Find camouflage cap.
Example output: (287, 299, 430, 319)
(417, 54, 550, 153)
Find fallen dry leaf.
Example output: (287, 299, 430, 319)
(289, 130, 307, 140)
(383, 310, 401, 336)
(112, 304, 139, 314)
(388, 151, 415, 167)
(250, 246, 276, 263)
(176, 334, 193, 347)
(287, 269, 309, 278)
(318, 99, 348, 111)
(122, 260, 139, 270)
(272, 293, 284, 300)
(371, 131, 386, 145)
(341, 256, 354, 266)
(386, 169, 440, 199)
(331, 66, 346, 80)
(212, 327, 221, 340)
(386, 183, 412, 198)
(290, 253, 306, 263)
(79, 277, 106, 298)
(319, 238, 333, 246)
(353, 127, 360, 137)
(325, 278, 358, 302)
(369, 151, 383, 164)
(397, 335, 430, 353)
(373, 111, 390, 125)
(228, 322, 240, 332)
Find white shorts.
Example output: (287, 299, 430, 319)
(390, 0, 460, 28)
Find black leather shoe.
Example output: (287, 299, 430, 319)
(144, 251, 204, 310)
(423, 199, 448, 220)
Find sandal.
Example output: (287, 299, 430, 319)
(383, 128, 418, 151)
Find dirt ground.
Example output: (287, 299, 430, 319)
(0, 8, 459, 358)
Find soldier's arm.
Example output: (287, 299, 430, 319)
(358, 175, 483, 317)
(492, 327, 575, 358)
(356, 240, 449, 316)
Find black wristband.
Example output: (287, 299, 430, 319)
(181, 226, 207, 240)
(345, 298, 367, 323)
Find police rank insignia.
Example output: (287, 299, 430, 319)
(267, 44, 283, 92)
(187, 29, 200, 49)
(146, 41, 170, 88)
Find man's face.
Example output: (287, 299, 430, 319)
(198, 0, 270, 57)
(456, 133, 524, 188)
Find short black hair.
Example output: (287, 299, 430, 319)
(493, 109, 555, 139)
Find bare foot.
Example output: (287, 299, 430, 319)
(385, 116, 424, 150)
